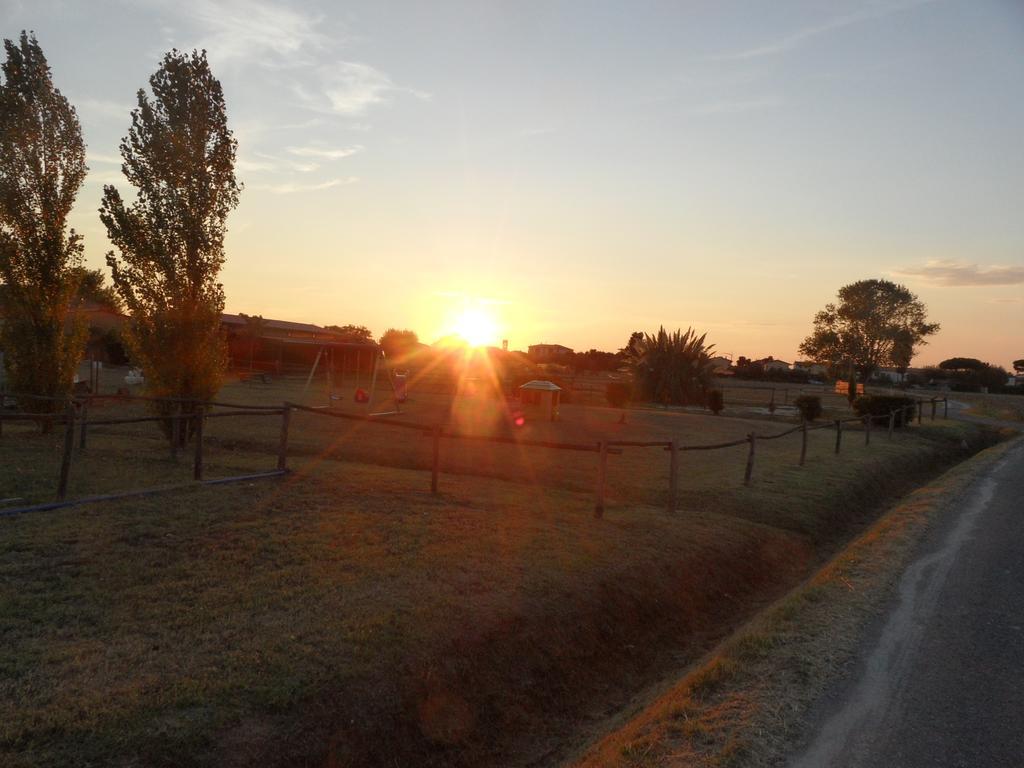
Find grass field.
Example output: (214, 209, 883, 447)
(954, 391, 1024, 422)
(0, 373, 997, 767)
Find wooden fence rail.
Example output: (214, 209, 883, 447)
(1, 393, 950, 518)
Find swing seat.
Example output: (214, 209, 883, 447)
(354, 388, 370, 403)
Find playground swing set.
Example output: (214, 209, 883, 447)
(301, 343, 408, 417)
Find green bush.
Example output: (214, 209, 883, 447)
(605, 381, 632, 408)
(706, 389, 724, 415)
(852, 395, 917, 427)
(793, 394, 822, 421)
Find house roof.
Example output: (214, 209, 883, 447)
(221, 313, 326, 335)
(519, 379, 562, 391)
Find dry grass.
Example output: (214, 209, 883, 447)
(954, 391, 1024, 422)
(0, 374, 998, 767)
(571, 434, 1022, 768)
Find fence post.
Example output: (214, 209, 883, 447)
(917, 400, 923, 425)
(277, 404, 291, 471)
(57, 401, 75, 500)
(835, 419, 843, 454)
(667, 440, 679, 514)
(193, 403, 204, 481)
(799, 421, 808, 466)
(888, 411, 895, 440)
(744, 432, 756, 485)
(430, 425, 441, 495)
(79, 399, 88, 450)
(930, 398, 936, 421)
(864, 415, 872, 446)
(170, 401, 181, 461)
(594, 441, 608, 518)
(943, 397, 949, 419)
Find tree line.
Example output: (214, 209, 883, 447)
(1, 32, 236, 442)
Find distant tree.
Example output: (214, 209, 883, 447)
(938, 357, 1007, 391)
(799, 279, 939, 403)
(325, 324, 373, 343)
(101, 49, 240, 444)
(627, 326, 715, 406)
(938, 357, 986, 372)
(380, 328, 418, 359)
(1014, 359, 1024, 375)
(618, 331, 643, 358)
(73, 267, 124, 313)
(0, 32, 88, 417)
(573, 348, 621, 373)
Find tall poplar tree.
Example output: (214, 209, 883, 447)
(0, 32, 87, 413)
(101, 49, 240, 442)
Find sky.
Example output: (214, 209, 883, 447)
(2, 0, 1022, 368)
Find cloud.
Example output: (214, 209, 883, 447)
(168, 0, 328, 66)
(86, 152, 122, 165)
(988, 297, 1022, 305)
(295, 62, 429, 116)
(708, 0, 937, 62)
(286, 144, 363, 160)
(75, 97, 133, 123)
(250, 177, 358, 194)
(894, 260, 1024, 287)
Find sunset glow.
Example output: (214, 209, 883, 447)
(449, 305, 499, 348)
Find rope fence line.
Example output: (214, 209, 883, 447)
(0, 394, 950, 518)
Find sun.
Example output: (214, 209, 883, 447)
(451, 306, 498, 347)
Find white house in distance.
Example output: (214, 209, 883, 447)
(794, 361, 828, 377)
(527, 343, 573, 363)
(873, 367, 905, 384)
(708, 356, 732, 374)
(763, 359, 791, 373)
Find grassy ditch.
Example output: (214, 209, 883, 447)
(0, 418, 998, 767)
(571, 431, 1021, 768)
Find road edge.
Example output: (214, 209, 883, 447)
(568, 432, 1024, 768)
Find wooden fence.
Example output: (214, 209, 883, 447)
(0, 392, 950, 518)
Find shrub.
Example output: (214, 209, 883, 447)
(793, 394, 822, 422)
(706, 389, 724, 415)
(852, 395, 917, 427)
(606, 381, 632, 408)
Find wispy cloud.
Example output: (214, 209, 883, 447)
(86, 152, 122, 165)
(294, 62, 429, 116)
(75, 97, 133, 123)
(165, 0, 328, 66)
(286, 144, 363, 160)
(250, 177, 358, 194)
(708, 0, 937, 62)
(894, 260, 1024, 287)
(989, 297, 1023, 305)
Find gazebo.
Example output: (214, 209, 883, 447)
(519, 380, 562, 422)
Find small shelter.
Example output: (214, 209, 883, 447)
(519, 379, 562, 422)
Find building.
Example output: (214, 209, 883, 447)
(527, 343, 574, 363)
(708, 356, 733, 374)
(221, 314, 377, 376)
(873, 367, 905, 384)
(793, 361, 828, 377)
(763, 359, 791, 373)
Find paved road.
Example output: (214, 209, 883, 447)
(790, 433, 1024, 768)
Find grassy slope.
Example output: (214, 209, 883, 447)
(571, 434, 1023, 768)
